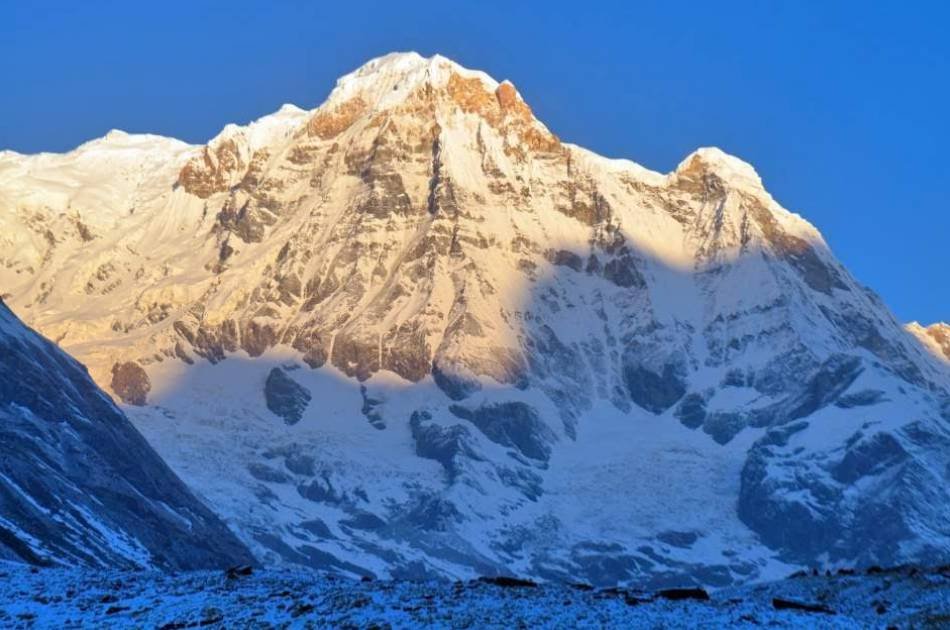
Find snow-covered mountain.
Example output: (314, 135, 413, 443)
(0, 298, 253, 569)
(1, 52, 948, 587)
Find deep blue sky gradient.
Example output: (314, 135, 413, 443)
(2, 1, 947, 323)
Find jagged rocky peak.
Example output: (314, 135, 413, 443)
(907, 321, 950, 362)
(177, 52, 559, 198)
(299, 51, 560, 161)
(318, 52, 536, 121)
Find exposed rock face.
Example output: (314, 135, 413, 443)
(264, 367, 312, 425)
(178, 139, 246, 198)
(110, 361, 151, 406)
(0, 52, 948, 586)
(410, 411, 478, 481)
(0, 300, 253, 570)
(306, 96, 366, 139)
(739, 421, 950, 566)
(622, 362, 686, 415)
(907, 321, 950, 362)
(449, 403, 556, 463)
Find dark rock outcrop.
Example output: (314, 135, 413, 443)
(110, 361, 151, 406)
(409, 411, 479, 480)
(834, 389, 886, 408)
(264, 367, 312, 425)
(771, 597, 834, 614)
(785, 354, 862, 421)
(449, 402, 557, 462)
(432, 361, 481, 400)
(675, 393, 706, 429)
(623, 363, 687, 415)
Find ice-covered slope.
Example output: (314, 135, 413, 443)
(0, 298, 253, 570)
(1, 52, 948, 586)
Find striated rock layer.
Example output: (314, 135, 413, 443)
(1, 52, 948, 586)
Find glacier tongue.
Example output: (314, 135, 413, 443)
(1, 51, 948, 586)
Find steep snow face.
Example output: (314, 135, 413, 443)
(1, 52, 949, 586)
(0, 299, 253, 570)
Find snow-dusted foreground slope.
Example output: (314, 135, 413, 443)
(0, 562, 948, 628)
(0, 299, 252, 570)
(1, 52, 949, 586)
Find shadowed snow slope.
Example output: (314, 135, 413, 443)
(0, 299, 253, 570)
(1, 52, 949, 586)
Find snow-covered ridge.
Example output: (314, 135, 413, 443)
(0, 52, 788, 211)
(326, 52, 502, 110)
(207, 102, 310, 153)
(675, 147, 763, 189)
(0, 129, 192, 162)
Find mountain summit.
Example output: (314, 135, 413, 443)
(1, 52, 948, 586)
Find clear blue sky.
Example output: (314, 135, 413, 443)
(2, 1, 947, 324)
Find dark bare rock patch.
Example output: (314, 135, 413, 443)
(264, 367, 312, 425)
